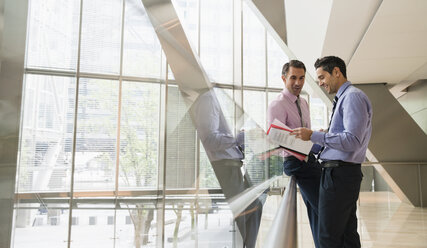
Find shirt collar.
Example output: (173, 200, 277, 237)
(336, 81, 351, 99)
(282, 87, 299, 102)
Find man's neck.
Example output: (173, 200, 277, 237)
(336, 79, 347, 92)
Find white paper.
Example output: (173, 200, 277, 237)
(267, 119, 313, 155)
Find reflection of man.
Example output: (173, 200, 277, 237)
(267, 60, 321, 247)
(292, 56, 372, 248)
(191, 89, 263, 248)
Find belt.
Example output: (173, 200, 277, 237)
(321, 160, 360, 168)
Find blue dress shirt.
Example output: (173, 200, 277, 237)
(311, 82, 372, 163)
(192, 90, 244, 162)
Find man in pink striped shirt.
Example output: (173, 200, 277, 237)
(267, 60, 321, 248)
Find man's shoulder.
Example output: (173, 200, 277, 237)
(343, 85, 367, 97)
(269, 94, 291, 109)
(343, 85, 371, 105)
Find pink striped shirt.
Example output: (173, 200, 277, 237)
(267, 88, 311, 157)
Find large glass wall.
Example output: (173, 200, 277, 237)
(13, 0, 328, 247)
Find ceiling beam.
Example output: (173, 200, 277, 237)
(390, 79, 426, 98)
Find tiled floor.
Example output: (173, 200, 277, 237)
(257, 191, 427, 248)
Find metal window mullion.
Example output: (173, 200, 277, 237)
(264, 27, 267, 88)
(195, 3, 201, 241)
(160, 61, 170, 248)
(112, 0, 126, 247)
(155, 55, 165, 248)
(264, 27, 269, 176)
(237, 0, 244, 139)
(67, 0, 84, 246)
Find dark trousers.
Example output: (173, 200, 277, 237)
(283, 156, 321, 248)
(318, 164, 362, 248)
(212, 160, 263, 248)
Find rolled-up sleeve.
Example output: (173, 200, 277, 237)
(195, 93, 238, 152)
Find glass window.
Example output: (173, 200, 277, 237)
(243, 90, 266, 130)
(119, 82, 160, 190)
(199, 144, 220, 188)
(165, 86, 196, 189)
(15, 0, 332, 246)
(70, 209, 115, 247)
(172, 0, 199, 51)
(267, 33, 289, 88)
(115, 209, 158, 247)
(18, 74, 76, 192)
(12, 205, 69, 247)
(80, 0, 123, 75)
(310, 97, 328, 130)
(243, 2, 266, 87)
(122, 0, 162, 78)
(74, 78, 119, 191)
(200, 0, 233, 84)
(26, 0, 80, 71)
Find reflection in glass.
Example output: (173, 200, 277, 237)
(172, 0, 199, 51)
(199, 143, 220, 189)
(165, 86, 196, 189)
(14, 0, 331, 247)
(190, 88, 264, 247)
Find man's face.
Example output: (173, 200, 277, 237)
(316, 67, 338, 94)
(282, 67, 305, 96)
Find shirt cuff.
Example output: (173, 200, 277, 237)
(311, 131, 325, 146)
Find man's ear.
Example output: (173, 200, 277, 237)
(282, 75, 286, 82)
(334, 67, 340, 77)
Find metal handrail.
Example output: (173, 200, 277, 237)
(263, 176, 297, 248)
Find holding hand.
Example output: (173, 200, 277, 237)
(291, 127, 313, 141)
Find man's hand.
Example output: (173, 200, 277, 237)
(291, 127, 313, 141)
(236, 130, 245, 147)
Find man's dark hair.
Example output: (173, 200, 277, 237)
(314, 56, 347, 78)
(282, 59, 306, 76)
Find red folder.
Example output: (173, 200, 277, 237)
(266, 124, 307, 161)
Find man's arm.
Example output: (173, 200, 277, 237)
(195, 93, 239, 151)
(294, 93, 370, 152)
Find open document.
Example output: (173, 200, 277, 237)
(266, 119, 313, 160)
(245, 119, 313, 161)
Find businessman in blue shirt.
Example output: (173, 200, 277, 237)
(291, 56, 372, 248)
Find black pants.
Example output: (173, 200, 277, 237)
(318, 164, 362, 248)
(212, 159, 263, 248)
(283, 156, 321, 248)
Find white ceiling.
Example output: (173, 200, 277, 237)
(323, 0, 427, 86)
(287, 0, 427, 87)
